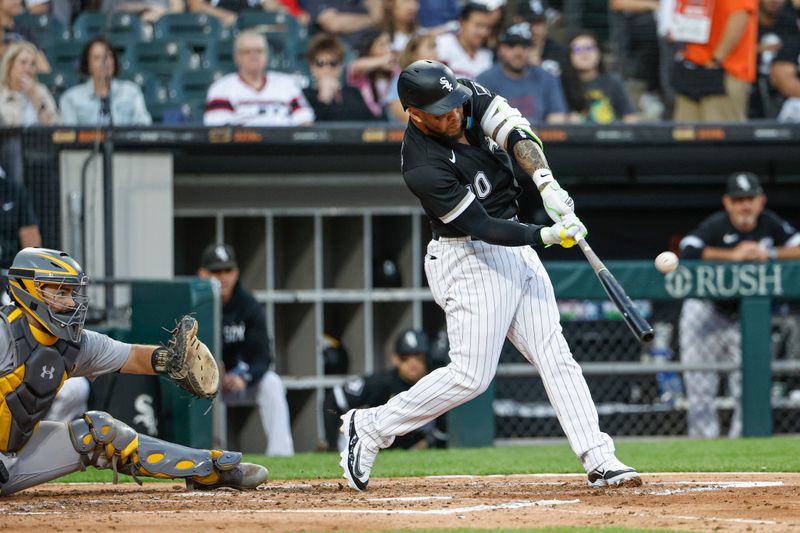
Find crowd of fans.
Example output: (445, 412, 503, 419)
(0, 0, 798, 126)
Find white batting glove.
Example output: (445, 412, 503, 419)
(540, 181, 575, 224)
(540, 216, 587, 248)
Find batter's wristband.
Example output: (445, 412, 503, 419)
(151, 347, 170, 374)
(532, 168, 555, 190)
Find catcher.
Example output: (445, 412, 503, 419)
(0, 247, 268, 496)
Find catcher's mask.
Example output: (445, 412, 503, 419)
(7, 247, 89, 342)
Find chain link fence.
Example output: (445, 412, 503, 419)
(495, 298, 800, 440)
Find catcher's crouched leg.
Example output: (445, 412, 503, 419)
(69, 410, 268, 490)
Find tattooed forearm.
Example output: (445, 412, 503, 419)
(512, 139, 549, 177)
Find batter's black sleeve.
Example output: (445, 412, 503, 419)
(448, 200, 545, 247)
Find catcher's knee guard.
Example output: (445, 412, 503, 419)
(69, 410, 241, 485)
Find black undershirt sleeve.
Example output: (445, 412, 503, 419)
(449, 200, 545, 247)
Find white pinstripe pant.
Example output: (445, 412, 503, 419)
(356, 237, 616, 472)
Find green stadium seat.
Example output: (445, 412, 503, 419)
(13, 13, 70, 49)
(108, 12, 144, 49)
(44, 40, 85, 74)
(38, 70, 80, 101)
(153, 13, 229, 53)
(202, 37, 235, 73)
(72, 11, 107, 42)
(168, 68, 224, 101)
(123, 40, 197, 82)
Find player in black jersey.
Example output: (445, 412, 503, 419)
(340, 60, 642, 491)
(679, 172, 800, 438)
(323, 329, 445, 451)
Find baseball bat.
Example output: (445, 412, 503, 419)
(575, 237, 655, 343)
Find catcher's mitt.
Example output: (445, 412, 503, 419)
(152, 315, 219, 399)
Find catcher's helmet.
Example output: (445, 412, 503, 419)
(7, 248, 89, 342)
(398, 60, 472, 114)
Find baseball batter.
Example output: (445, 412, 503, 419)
(0, 247, 267, 496)
(340, 60, 641, 491)
(679, 172, 800, 438)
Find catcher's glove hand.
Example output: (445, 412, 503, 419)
(152, 315, 219, 399)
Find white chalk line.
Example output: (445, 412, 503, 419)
(2, 498, 581, 516)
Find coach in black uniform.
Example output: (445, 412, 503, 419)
(323, 329, 445, 451)
(678, 172, 800, 438)
(339, 59, 642, 492)
(198, 243, 294, 456)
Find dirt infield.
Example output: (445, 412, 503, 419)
(3, 473, 799, 532)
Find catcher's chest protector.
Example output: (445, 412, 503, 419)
(0, 305, 81, 452)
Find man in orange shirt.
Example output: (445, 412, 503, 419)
(673, 0, 758, 121)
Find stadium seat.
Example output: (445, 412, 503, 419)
(72, 11, 107, 42)
(13, 13, 70, 49)
(44, 40, 85, 74)
(38, 70, 80, 101)
(123, 40, 197, 82)
(153, 13, 229, 53)
(108, 12, 144, 49)
(202, 37, 235, 73)
(168, 69, 224, 101)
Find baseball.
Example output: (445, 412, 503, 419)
(655, 251, 679, 274)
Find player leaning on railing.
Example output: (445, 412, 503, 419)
(0, 247, 267, 496)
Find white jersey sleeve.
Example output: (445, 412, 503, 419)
(71, 329, 132, 380)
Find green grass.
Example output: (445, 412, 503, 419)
(57, 435, 800, 484)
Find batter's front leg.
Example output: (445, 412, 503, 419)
(0, 421, 85, 496)
(506, 253, 615, 473)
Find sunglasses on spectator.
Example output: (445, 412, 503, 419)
(571, 44, 598, 53)
(313, 59, 342, 68)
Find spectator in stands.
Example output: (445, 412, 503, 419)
(204, 30, 314, 126)
(750, 0, 790, 118)
(306, 0, 383, 48)
(322, 329, 445, 451)
(514, 0, 564, 78)
(417, 0, 460, 31)
(560, 31, 638, 123)
(384, 0, 418, 52)
(476, 23, 568, 124)
(0, 0, 50, 73)
(771, 31, 800, 121)
(347, 28, 398, 120)
(59, 38, 152, 126)
(0, 41, 57, 125)
(0, 164, 40, 304)
(672, 0, 757, 122)
(24, 0, 72, 28)
(101, 0, 184, 25)
(187, 0, 300, 27)
(435, 2, 494, 79)
(385, 32, 439, 122)
(303, 33, 375, 121)
(608, 0, 664, 120)
(198, 243, 295, 456)
(678, 172, 800, 439)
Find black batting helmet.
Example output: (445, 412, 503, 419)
(398, 60, 472, 114)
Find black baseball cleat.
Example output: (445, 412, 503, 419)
(339, 409, 377, 491)
(187, 462, 269, 491)
(587, 459, 642, 488)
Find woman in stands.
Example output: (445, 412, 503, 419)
(560, 30, 639, 124)
(0, 40, 57, 125)
(384, 0, 420, 52)
(347, 28, 399, 120)
(59, 37, 151, 126)
(303, 33, 376, 122)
